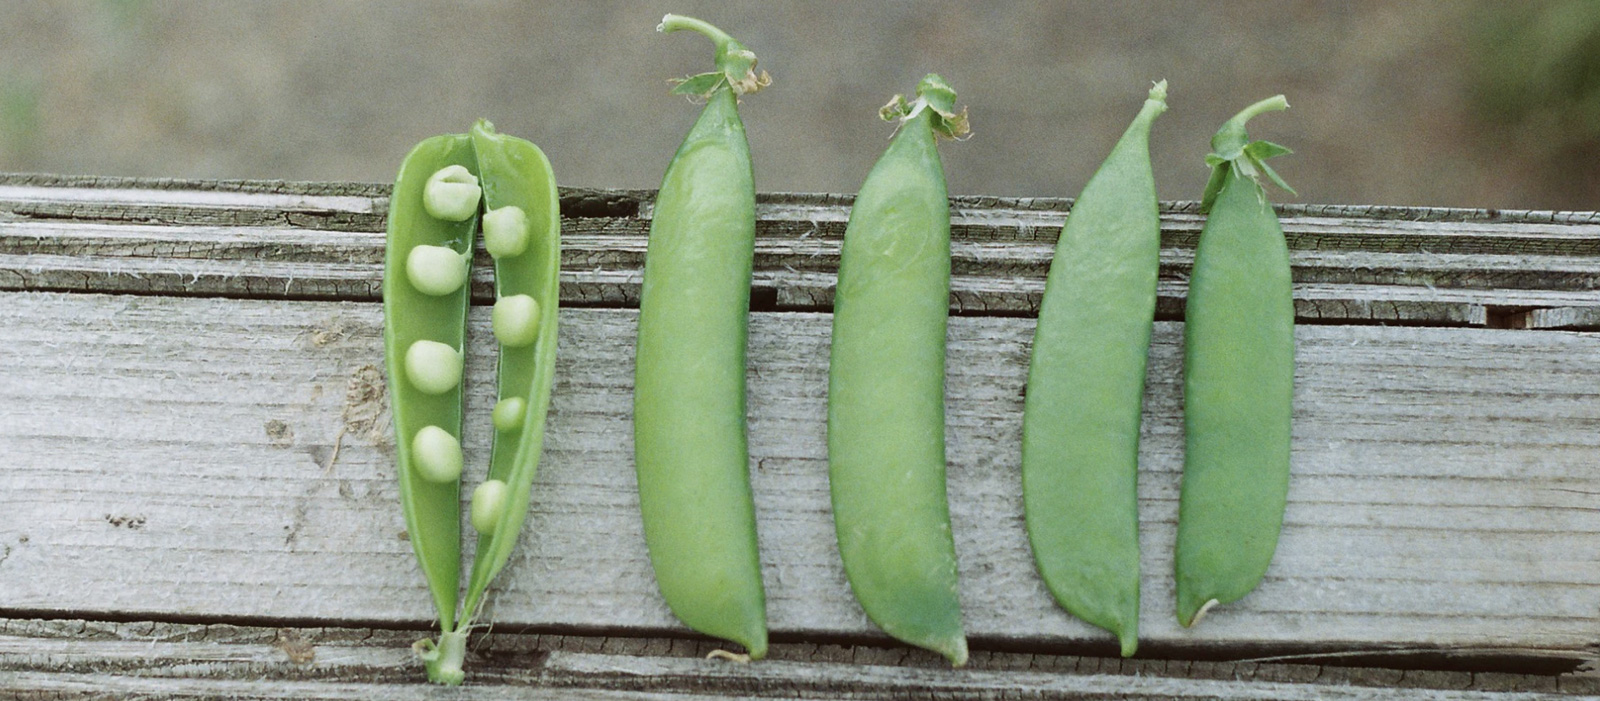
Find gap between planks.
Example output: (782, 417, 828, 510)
(0, 619, 1594, 699)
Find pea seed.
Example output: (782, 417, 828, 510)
(470, 479, 509, 535)
(411, 426, 464, 483)
(406, 245, 469, 296)
(482, 205, 530, 258)
(492, 397, 526, 432)
(405, 340, 463, 395)
(492, 294, 541, 347)
(423, 165, 482, 222)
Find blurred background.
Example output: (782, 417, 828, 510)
(2, 1, 1599, 210)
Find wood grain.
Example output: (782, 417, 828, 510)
(2, 619, 1590, 699)
(0, 292, 1594, 670)
(2, 174, 1597, 696)
(1, 175, 1596, 325)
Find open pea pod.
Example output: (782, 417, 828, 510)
(461, 119, 562, 618)
(384, 121, 560, 685)
(384, 134, 475, 640)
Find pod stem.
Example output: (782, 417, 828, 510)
(658, 13, 734, 47)
(1210, 95, 1288, 157)
(1201, 94, 1295, 212)
(659, 14, 770, 97)
(415, 629, 469, 685)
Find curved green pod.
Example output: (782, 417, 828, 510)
(459, 119, 562, 623)
(385, 134, 476, 643)
(828, 74, 969, 667)
(385, 121, 561, 685)
(1176, 96, 1296, 628)
(633, 14, 768, 659)
(1022, 81, 1167, 658)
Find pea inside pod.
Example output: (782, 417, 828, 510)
(384, 119, 562, 685)
(1175, 95, 1296, 628)
(827, 74, 970, 667)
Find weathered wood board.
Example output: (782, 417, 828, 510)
(3, 618, 1595, 698)
(0, 174, 1597, 698)
(2, 292, 1597, 658)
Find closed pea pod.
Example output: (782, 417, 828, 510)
(385, 119, 561, 684)
(1176, 96, 1296, 627)
(633, 14, 769, 659)
(1022, 81, 1166, 658)
(828, 74, 969, 667)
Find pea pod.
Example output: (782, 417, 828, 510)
(458, 119, 562, 623)
(385, 134, 475, 657)
(1175, 96, 1296, 628)
(633, 14, 769, 659)
(827, 74, 970, 667)
(1022, 81, 1167, 657)
(384, 120, 561, 684)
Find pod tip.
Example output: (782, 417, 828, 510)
(1118, 632, 1139, 658)
(941, 635, 970, 668)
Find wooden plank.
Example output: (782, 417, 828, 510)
(0, 661, 1576, 701)
(1525, 306, 1600, 330)
(0, 292, 1594, 670)
(2, 177, 1598, 324)
(1, 619, 1589, 699)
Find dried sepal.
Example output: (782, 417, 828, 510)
(879, 94, 913, 122)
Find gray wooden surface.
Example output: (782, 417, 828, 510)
(0, 174, 1597, 698)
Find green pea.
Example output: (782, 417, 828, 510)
(1176, 95, 1296, 628)
(492, 397, 526, 432)
(633, 14, 769, 661)
(471, 479, 509, 535)
(1021, 82, 1166, 658)
(492, 294, 542, 347)
(411, 425, 464, 483)
(385, 120, 561, 685)
(827, 74, 969, 667)
(483, 205, 530, 258)
(404, 340, 463, 395)
(422, 165, 482, 222)
(405, 244, 469, 296)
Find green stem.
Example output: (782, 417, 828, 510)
(658, 14, 763, 94)
(416, 629, 469, 685)
(658, 13, 734, 49)
(1210, 94, 1288, 157)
